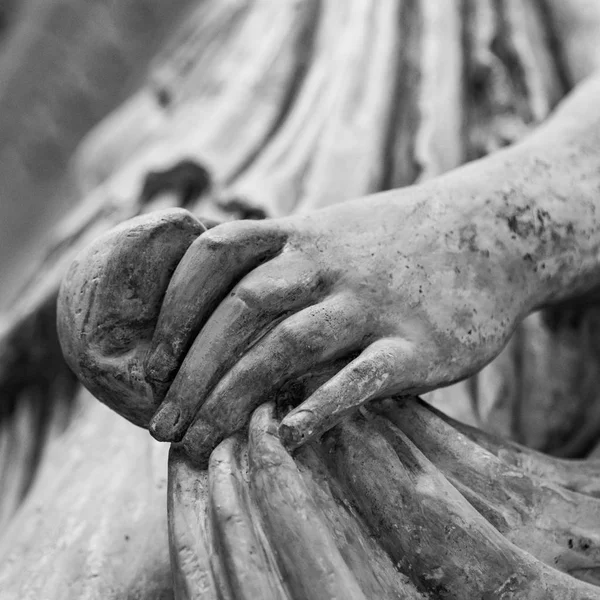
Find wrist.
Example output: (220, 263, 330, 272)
(442, 136, 600, 314)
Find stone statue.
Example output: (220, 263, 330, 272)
(4, 0, 600, 598)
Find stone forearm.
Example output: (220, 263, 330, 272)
(426, 70, 600, 314)
(503, 71, 600, 309)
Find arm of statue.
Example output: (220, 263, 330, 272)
(140, 70, 600, 464)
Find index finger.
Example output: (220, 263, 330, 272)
(144, 220, 288, 394)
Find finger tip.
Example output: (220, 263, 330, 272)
(149, 403, 183, 442)
(278, 423, 302, 450)
(278, 413, 314, 450)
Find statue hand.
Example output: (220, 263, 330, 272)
(57, 209, 206, 427)
(145, 186, 531, 465)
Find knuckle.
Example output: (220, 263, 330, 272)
(276, 319, 324, 355)
(275, 320, 299, 348)
(231, 280, 266, 308)
(197, 228, 232, 253)
(348, 357, 376, 382)
(196, 220, 271, 253)
(351, 348, 391, 379)
(232, 268, 290, 308)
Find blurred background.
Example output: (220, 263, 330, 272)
(0, 0, 193, 311)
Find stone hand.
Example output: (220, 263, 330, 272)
(57, 209, 207, 427)
(146, 185, 531, 464)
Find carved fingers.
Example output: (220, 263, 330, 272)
(144, 220, 288, 391)
(278, 338, 420, 450)
(149, 254, 330, 441)
(58, 208, 455, 463)
(139, 218, 444, 464)
(162, 294, 372, 465)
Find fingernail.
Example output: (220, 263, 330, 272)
(150, 402, 183, 442)
(279, 410, 315, 449)
(145, 342, 177, 383)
